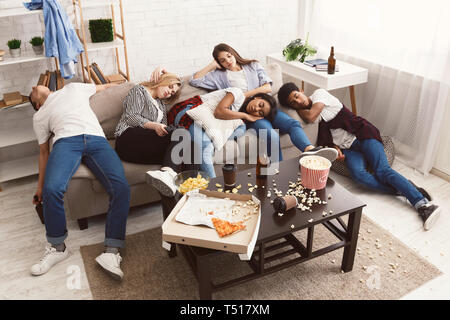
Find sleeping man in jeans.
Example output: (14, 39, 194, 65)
(29, 82, 130, 280)
(278, 82, 441, 231)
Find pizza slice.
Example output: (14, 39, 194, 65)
(211, 217, 246, 237)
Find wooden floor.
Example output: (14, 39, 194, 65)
(0, 160, 449, 300)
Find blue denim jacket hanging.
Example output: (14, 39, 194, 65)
(24, 0, 84, 79)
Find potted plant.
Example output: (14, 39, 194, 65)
(7, 39, 21, 58)
(282, 34, 317, 63)
(29, 36, 44, 55)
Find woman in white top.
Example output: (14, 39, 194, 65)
(190, 43, 337, 163)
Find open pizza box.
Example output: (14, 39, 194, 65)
(162, 189, 261, 260)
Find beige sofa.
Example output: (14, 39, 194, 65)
(66, 63, 319, 229)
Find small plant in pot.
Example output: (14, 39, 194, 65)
(282, 33, 317, 63)
(7, 39, 21, 58)
(30, 36, 44, 55)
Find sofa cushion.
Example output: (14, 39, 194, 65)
(90, 82, 135, 139)
(187, 105, 244, 151)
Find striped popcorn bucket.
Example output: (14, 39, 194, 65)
(299, 156, 331, 190)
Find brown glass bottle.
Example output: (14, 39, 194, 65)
(256, 153, 270, 177)
(327, 46, 336, 74)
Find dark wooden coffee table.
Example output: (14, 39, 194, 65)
(158, 157, 366, 299)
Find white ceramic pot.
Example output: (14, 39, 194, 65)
(9, 48, 21, 58)
(32, 45, 44, 55)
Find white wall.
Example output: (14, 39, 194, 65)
(0, 0, 300, 95)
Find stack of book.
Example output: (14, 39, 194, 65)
(36, 70, 64, 91)
(303, 59, 328, 67)
(315, 64, 339, 72)
(0, 49, 5, 61)
(86, 62, 126, 85)
(304, 59, 339, 72)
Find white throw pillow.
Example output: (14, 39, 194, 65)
(187, 103, 244, 151)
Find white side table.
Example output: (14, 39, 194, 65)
(267, 52, 368, 115)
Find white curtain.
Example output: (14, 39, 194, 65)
(307, 0, 450, 174)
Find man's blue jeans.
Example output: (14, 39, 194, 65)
(342, 139, 426, 208)
(247, 110, 311, 162)
(43, 135, 130, 248)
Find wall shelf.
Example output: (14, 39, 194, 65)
(0, 117, 36, 148)
(73, 0, 130, 83)
(86, 39, 124, 52)
(0, 7, 52, 185)
(0, 7, 42, 18)
(0, 155, 38, 183)
(0, 51, 47, 67)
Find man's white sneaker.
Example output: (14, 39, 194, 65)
(30, 245, 69, 276)
(300, 147, 338, 163)
(95, 252, 124, 281)
(147, 168, 177, 197)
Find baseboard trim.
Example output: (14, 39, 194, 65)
(430, 167, 450, 182)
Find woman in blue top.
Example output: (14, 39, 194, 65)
(190, 43, 337, 163)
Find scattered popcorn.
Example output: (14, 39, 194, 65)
(236, 184, 242, 189)
(217, 188, 223, 192)
(247, 172, 251, 176)
(215, 183, 222, 188)
(290, 224, 295, 229)
(328, 194, 332, 199)
(232, 188, 238, 194)
(278, 213, 284, 217)
(308, 218, 314, 223)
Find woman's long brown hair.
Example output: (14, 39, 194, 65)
(212, 43, 258, 71)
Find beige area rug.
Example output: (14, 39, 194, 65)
(80, 215, 441, 300)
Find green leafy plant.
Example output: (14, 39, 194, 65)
(89, 19, 114, 43)
(7, 39, 21, 49)
(29, 36, 44, 46)
(282, 34, 317, 63)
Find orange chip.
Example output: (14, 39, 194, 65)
(211, 217, 246, 237)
